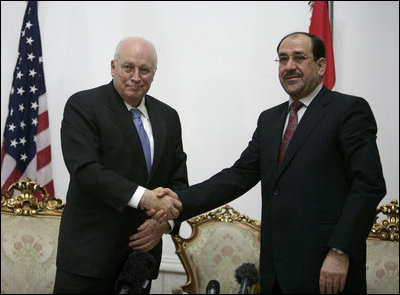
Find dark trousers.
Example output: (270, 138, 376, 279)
(53, 268, 152, 294)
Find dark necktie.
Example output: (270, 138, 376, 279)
(131, 108, 151, 174)
(278, 101, 304, 167)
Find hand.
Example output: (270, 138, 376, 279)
(319, 249, 349, 294)
(128, 219, 170, 251)
(149, 188, 180, 221)
(139, 187, 181, 221)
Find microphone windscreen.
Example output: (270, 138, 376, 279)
(115, 251, 157, 294)
(206, 279, 220, 294)
(234, 263, 259, 285)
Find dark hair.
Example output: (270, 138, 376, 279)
(276, 32, 326, 59)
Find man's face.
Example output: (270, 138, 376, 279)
(111, 38, 156, 107)
(278, 34, 326, 100)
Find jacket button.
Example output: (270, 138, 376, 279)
(273, 187, 279, 197)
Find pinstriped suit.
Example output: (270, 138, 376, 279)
(177, 86, 385, 293)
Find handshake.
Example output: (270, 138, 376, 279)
(139, 187, 181, 221)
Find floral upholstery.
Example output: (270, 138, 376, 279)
(1, 214, 61, 294)
(172, 201, 399, 294)
(366, 199, 399, 294)
(172, 205, 260, 294)
(1, 177, 64, 294)
(366, 239, 399, 294)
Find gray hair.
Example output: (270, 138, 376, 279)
(113, 37, 158, 68)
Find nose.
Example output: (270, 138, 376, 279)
(284, 57, 297, 70)
(131, 68, 141, 82)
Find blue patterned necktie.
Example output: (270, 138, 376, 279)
(131, 108, 151, 174)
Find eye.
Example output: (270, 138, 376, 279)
(278, 56, 289, 63)
(140, 67, 151, 75)
(122, 65, 133, 73)
(293, 55, 307, 63)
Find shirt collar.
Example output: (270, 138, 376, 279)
(288, 83, 323, 109)
(124, 97, 150, 119)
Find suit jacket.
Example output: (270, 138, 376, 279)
(57, 81, 188, 280)
(177, 86, 386, 293)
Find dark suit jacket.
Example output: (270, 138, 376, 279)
(57, 81, 188, 280)
(177, 86, 386, 293)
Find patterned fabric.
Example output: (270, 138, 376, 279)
(183, 222, 259, 294)
(1, 214, 60, 294)
(278, 101, 304, 166)
(366, 239, 399, 294)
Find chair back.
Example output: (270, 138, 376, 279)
(172, 205, 261, 294)
(1, 177, 64, 294)
(366, 199, 399, 294)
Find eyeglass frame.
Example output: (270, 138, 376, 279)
(114, 60, 156, 77)
(274, 54, 319, 66)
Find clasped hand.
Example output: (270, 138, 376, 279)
(139, 187, 180, 221)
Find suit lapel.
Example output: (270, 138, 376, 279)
(277, 86, 332, 176)
(107, 83, 149, 178)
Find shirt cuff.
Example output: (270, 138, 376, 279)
(167, 220, 175, 233)
(127, 186, 146, 208)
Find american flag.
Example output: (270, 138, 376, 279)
(1, 1, 55, 197)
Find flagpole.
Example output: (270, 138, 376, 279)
(329, 1, 334, 40)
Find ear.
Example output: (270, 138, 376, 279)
(111, 60, 116, 77)
(317, 57, 327, 77)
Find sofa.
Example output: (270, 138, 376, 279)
(1, 178, 398, 294)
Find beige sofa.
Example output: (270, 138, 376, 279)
(1, 178, 398, 294)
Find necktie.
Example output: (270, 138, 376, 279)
(131, 108, 151, 174)
(278, 101, 304, 167)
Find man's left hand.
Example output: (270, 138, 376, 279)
(319, 249, 349, 294)
(128, 219, 170, 251)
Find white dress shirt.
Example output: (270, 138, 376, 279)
(123, 98, 174, 231)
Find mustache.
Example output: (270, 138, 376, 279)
(283, 71, 302, 79)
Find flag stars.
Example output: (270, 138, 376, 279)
(27, 52, 35, 61)
(25, 21, 33, 29)
(8, 123, 17, 132)
(39, 56, 43, 64)
(16, 71, 24, 79)
(20, 153, 28, 162)
(29, 69, 37, 77)
(17, 87, 25, 96)
(10, 139, 18, 148)
(29, 85, 38, 94)
(19, 137, 27, 146)
(31, 118, 38, 126)
(20, 121, 26, 130)
(31, 101, 39, 110)
(26, 37, 34, 45)
(19, 103, 25, 112)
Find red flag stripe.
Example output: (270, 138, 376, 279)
(37, 145, 52, 170)
(37, 110, 49, 134)
(309, 1, 336, 89)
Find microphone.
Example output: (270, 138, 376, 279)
(206, 279, 220, 294)
(235, 263, 259, 294)
(115, 251, 157, 294)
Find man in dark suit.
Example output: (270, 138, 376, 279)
(155, 32, 386, 293)
(54, 37, 188, 294)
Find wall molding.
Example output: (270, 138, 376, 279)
(160, 254, 185, 273)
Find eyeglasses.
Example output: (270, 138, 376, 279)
(274, 54, 317, 66)
(117, 62, 154, 77)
